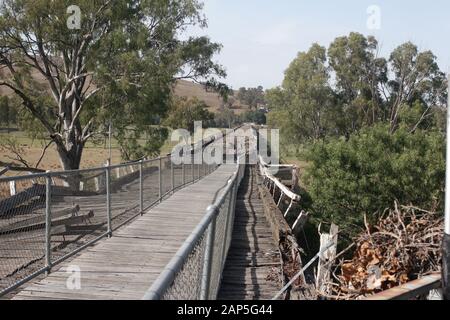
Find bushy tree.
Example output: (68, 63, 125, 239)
(236, 86, 265, 109)
(304, 124, 445, 233)
(387, 42, 447, 133)
(267, 44, 338, 143)
(214, 107, 238, 128)
(0, 0, 225, 169)
(267, 33, 447, 145)
(163, 97, 214, 133)
(240, 110, 266, 125)
(328, 33, 387, 132)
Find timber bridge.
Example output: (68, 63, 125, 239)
(0, 125, 306, 300)
(0, 125, 441, 300)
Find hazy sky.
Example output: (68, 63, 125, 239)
(187, 0, 450, 90)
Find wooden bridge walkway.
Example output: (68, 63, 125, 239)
(218, 166, 280, 300)
(12, 165, 238, 300)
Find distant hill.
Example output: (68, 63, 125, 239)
(0, 70, 250, 114)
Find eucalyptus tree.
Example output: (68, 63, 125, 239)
(387, 42, 447, 133)
(328, 32, 387, 131)
(0, 0, 226, 169)
(267, 44, 336, 142)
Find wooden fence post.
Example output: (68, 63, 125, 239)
(316, 223, 338, 296)
(9, 181, 16, 196)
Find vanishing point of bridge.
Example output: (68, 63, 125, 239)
(0, 126, 299, 300)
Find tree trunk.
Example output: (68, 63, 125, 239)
(55, 138, 83, 171)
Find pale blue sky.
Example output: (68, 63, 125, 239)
(188, 0, 450, 89)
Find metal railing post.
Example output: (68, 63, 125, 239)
(45, 172, 52, 273)
(221, 181, 235, 271)
(201, 207, 217, 300)
(192, 155, 195, 183)
(106, 162, 112, 237)
(139, 160, 144, 214)
(171, 158, 174, 195)
(159, 157, 162, 203)
(182, 162, 185, 186)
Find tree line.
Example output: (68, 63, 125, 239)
(268, 32, 447, 143)
(267, 32, 448, 234)
(0, 0, 228, 170)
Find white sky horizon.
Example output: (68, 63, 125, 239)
(186, 0, 450, 90)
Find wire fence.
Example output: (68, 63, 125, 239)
(0, 126, 245, 297)
(143, 162, 245, 300)
(0, 153, 218, 296)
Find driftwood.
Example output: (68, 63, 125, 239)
(328, 203, 443, 300)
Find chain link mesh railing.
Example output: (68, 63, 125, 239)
(0, 128, 237, 297)
(208, 189, 232, 299)
(0, 155, 219, 297)
(49, 169, 108, 266)
(0, 175, 48, 293)
(161, 233, 207, 300)
(143, 163, 245, 300)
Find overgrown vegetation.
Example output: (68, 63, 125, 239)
(236, 86, 266, 110)
(305, 124, 445, 233)
(0, 0, 227, 170)
(267, 32, 448, 235)
(163, 97, 214, 133)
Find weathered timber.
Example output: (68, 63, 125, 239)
(0, 205, 81, 234)
(218, 166, 282, 300)
(12, 165, 237, 300)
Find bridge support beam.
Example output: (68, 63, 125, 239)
(45, 172, 52, 273)
(105, 163, 112, 237)
(139, 160, 143, 214)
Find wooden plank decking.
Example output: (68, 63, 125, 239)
(218, 166, 281, 300)
(12, 165, 238, 300)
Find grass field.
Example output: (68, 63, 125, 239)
(1, 77, 244, 174)
(0, 130, 123, 173)
(0, 127, 228, 175)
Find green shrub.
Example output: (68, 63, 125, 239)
(304, 124, 445, 232)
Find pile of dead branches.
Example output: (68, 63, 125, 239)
(330, 203, 443, 300)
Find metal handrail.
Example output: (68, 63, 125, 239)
(0, 130, 235, 297)
(364, 274, 442, 300)
(142, 161, 245, 300)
